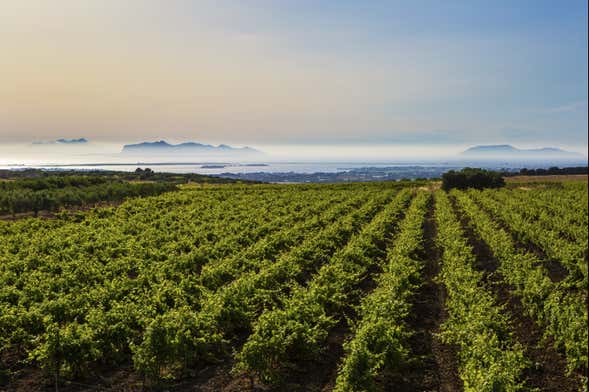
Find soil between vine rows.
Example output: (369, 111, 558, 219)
(449, 194, 583, 391)
(384, 198, 462, 392)
(469, 195, 571, 284)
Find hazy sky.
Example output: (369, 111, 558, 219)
(1, 0, 587, 149)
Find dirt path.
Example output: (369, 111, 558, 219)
(387, 197, 462, 392)
(449, 195, 583, 391)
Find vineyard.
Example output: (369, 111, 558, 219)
(0, 170, 248, 217)
(0, 180, 587, 391)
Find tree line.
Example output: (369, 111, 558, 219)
(514, 166, 588, 176)
(0, 181, 177, 216)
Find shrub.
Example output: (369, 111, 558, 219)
(442, 168, 505, 191)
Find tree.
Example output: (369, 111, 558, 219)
(442, 168, 505, 191)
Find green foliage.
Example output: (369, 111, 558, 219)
(442, 168, 505, 191)
(334, 191, 430, 392)
(0, 168, 257, 216)
(517, 166, 588, 176)
(0, 179, 586, 390)
(235, 189, 413, 383)
(0, 177, 177, 215)
(469, 188, 587, 287)
(435, 191, 526, 391)
(452, 189, 588, 377)
(0, 182, 408, 384)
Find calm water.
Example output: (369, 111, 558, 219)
(0, 161, 458, 175)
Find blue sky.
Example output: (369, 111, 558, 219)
(0, 0, 587, 150)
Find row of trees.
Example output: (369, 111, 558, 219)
(516, 166, 588, 176)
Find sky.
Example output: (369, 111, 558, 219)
(0, 0, 587, 154)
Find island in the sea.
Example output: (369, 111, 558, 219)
(121, 140, 262, 157)
(461, 144, 582, 160)
(32, 138, 88, 145)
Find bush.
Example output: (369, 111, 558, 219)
(442, 168, 505, 191)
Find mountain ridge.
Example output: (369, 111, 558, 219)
(32, 138, 88, 145)
(461, 144, 583, 158)
(121, 140, 261, 155)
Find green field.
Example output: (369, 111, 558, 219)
(0, 180, 587, 391)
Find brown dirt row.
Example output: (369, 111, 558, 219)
(449, 194, 583, 391)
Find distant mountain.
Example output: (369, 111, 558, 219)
(121, 140, 261, 156)
(33, 138, 88, 145)
(461, 144, 583, 159)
